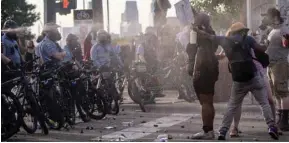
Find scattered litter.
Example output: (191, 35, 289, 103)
(252, 126, 254, 128)
(168, 134, 173, 140)
(94, 137, 102, 142)
(105, 126, 116, 130)
(135, 110, 142, 112)
(155, 134, 172, 142)
(102, 117, 107, 120)
(181, 125, 185, 128)
(164, 129, 168, 133)
(122, 121, 134, 127)
(154, 124, 159, 127)
(187, 136, 190, 139)
(143, 131, 145, 133)
(140, 115, 144, 118)
(121, 108, 125, 111)
(80, 129, 84, 133)
(86, 126, 90, 130)
(253, 138, 259, 141)
(113, 117, 116, 120)
(90, 127, 94, 130)
(141, 121, 147, 123)
(111, 134, 127, 142)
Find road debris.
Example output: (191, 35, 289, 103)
(122, 121, 133, 127)
(154, 124, 159, 127)
(105, 126, 116, 130)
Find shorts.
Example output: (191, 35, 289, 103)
(268, 62, 289, 98)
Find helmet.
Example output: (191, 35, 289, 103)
(66, 33, 78, 42)
(97, 29, 108, 43)
(2, 20, 18, 29)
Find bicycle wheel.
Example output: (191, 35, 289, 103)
(85, 92, 107, 120)
(43, 86, 64, 130)
(1, 92, 23, 141)
(21, 91, 38, 134)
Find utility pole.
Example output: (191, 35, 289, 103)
(107, 0, 110, 33)
(92, 0, 104, 30)
(83, 0, 85, 9)
(246, 0, 252, 30)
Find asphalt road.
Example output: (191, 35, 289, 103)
(7, 90, 289, 142)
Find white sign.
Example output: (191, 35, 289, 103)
(174, 0, 194, 27)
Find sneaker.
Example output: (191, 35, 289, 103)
(218, 130, 227, 140)
(268, 126, 279, 140)
(230, 127, 241, 137)
(191, 131, 215, 140)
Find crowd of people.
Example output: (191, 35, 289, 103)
(185, 8, 289, 140)
(1, 0, 289, 141)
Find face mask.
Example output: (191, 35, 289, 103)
(48, 30, 61, 41)
(6, 32, 18, 40)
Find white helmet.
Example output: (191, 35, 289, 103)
(97, 29, 108, 43)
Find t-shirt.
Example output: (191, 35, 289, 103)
(266, 24, 289, 63)
(1, 34, 22, 65)
(39, 36, 63, 63)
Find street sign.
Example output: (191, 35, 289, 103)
(174, 0, 194, 27)
(73, 9, 93, 21)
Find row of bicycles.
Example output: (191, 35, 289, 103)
(1, 57, 125, 141)
(1, 48, 196, 141)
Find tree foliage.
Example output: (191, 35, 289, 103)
(1, 0, 40, 40)
(190, 0, 244, 30)
(1, 0, 40, 27)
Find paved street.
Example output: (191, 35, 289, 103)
(8, 90, 289, 142)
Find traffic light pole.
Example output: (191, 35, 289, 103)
(107, 0, 110, 33)
(44, 0, 56, 24)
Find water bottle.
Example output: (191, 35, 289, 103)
(190, 30, 197, 44)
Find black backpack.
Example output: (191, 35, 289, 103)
(253, 49, 269, 68)
(226, 37, 257, 82)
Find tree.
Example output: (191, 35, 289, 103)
(191, 0, 246, 31)
(1, 0, 40, 53)
(1, 0, 40, 27)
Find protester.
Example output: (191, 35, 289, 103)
(38, 23, 66, 63)
(25, 40, 36, 71)
(186, 13, 220, 139)
(1, 20, 23, 67)
(222, 23, 279, 137)
(136, 26, 166, 98)
(194, 22, 279, 140)
(152, 0, 171, 33)
(263, 8, 289, 131)
(84, 28, 97, 61)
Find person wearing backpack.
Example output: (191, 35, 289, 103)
(193, 22, 279, 140)
(262, 8, 289, 132)
(221, 24, 280, 137)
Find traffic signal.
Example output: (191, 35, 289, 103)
(57, 0, 77, 15)
(62, 0, 76, 9)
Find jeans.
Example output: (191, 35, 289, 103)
(219, 72, 275, 132)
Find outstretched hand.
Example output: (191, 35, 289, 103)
(191, 25, 214, 40)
